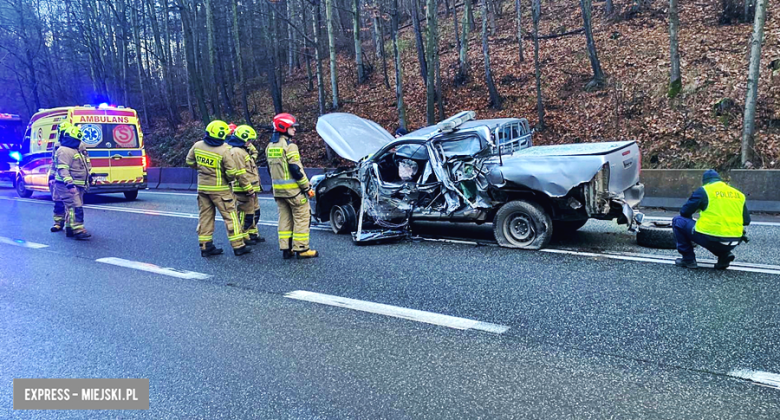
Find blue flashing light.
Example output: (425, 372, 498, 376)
(98, 103, 110, 109)
(9, 151, 22, 162)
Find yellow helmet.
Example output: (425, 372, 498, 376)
(65, 125, 83, 140)
(234, 125, 257, 142)
(58, 121, 72, 134)
(206, 120, 230, 140)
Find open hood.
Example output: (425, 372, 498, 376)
(316, 113, 395, 162)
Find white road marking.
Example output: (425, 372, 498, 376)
(645, 216, 780, 227)
(728, 369, 780, 389)
(284, 290, 510, 334)
(96, 257, 211, 280)
(0, 236, 48, 249)
(542, 248, 780, 275)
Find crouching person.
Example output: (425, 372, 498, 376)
(673, 170, 750, 269)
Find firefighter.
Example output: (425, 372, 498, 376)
(48, 122, 71, 233)
(186, 120, 254, 257)
(228, 124, 264, 245)
(54, 125, 91, 240)
(672, 169, 751, 269)
(266, 113, 318, 259)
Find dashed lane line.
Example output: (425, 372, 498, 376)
(284, 290, 510, 334)
(728, 369, 780, 390)
(96, 257, 212, 280)
(0, 236, 48, 249)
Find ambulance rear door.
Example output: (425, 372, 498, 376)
(74, 110, 144, 186)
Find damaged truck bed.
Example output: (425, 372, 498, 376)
(310, 111, 644, 250)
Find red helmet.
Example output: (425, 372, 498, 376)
(273, 113, 299, 133)
(228, 123, 237, 135)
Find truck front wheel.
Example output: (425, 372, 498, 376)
(493, 200, 553, 250)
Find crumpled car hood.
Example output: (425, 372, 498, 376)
(316, 113, 395, 162)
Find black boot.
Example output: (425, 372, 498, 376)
(65, 227, 74, 238)
(201, 242, 224, 257)
(244, 237, 258, 246)
(73, 230, 92, 240)
(674, 258, 698, 269)
(51, 223, 63, 233)
(250, 234, 266, 243)
(715, 253, 735, 270)
(233, 246, 252, 256)
(282, 249, 294, 259)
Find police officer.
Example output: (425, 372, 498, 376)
(228, 125, 264, 245)
(672, 169, 751, 269)
(266, 113, 318, 259)
(186, 120, 253, 257)
(54, 125, 91, 240)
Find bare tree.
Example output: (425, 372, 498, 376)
(741, 0, 768, 166)
(580, 0, 604, 90)
(532, 0, 544, 129)
(457, 0, 471, 82)
(426, 0, 438, 124)
(325, 0, 339, 109)
(481, 0, 502, 109)
(515, 0, 524, 62)
(411, 0, 428, 82)
(353, 0, 365, 83)
(668, 0, 681, 98)
(391, 0, 407, 130)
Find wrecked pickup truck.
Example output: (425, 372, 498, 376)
(310, 111, 644, 250)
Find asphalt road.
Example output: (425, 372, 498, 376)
(1, 188, 779, 419)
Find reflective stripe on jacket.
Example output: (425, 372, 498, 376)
(265, 135, 310, 198)
(229, 146, 259, 194)
(186, 140, 247, 193)
(694, 181, 746, 238)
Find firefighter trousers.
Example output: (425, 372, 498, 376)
(50, 180, 65, 226)
(275, 195, 311, 251)
(197, 191, 245, 249)
(235, 193, 259, 239)
(54, 182, 86, 232)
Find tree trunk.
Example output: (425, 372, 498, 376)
(177, 0, 209, 121)
(458, 0, 471, 81)
(580, 0, 604, 90)
(392, 0, 408, 130)
(488, 0, 496, 36)
(232, 0, 250, 123)
(412, 0, 428, 82)
(303, 0, 314, 92)
(269, 4, 284, 113)
(481, 0, 502, 109)
(161, 0, 180, 124)
(132, 0, 150, 126)
(204, 0, 223, 118)
(353, 0, 365, 83)
(605, 0, 614, 15)
(325, 0, 339, 109)
(453, 0, 461, 59)
(468, 0, 475, 31)
(515, 0, 524, 62)
(668, 0, 681, 98)
(741, 0, 768, 166)
(374, 0, 391, 88)
(532, 0, 544, 129)
(426, 0, 437, 124)
(313, 0, 326, 117)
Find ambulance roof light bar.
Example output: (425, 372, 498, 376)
(436, 111, 476, 133)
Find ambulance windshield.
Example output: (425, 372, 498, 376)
(76, 123, 139, 149)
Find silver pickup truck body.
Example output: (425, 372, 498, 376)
(312, 112, 644, 249)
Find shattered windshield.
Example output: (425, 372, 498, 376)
(437, 134, 484, 158)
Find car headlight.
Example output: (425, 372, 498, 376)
(310, 174, 325, 190)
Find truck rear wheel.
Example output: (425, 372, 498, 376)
(493, 200, 553, 250)
(15, 176, 32, 198)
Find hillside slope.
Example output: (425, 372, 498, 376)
(146, 1, 780, 170)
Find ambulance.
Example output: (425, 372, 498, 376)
(0, 113, 24, 183)
(15, 105, 148, 200)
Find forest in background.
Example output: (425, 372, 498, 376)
(1, 0, 779, 170)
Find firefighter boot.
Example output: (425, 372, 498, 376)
(244, 236, 258, 246)
(51, 223, 63, 233)
(250, 234, 266, 243)
(282, 250, 294, 260)
(65, 227, 74, 238)
(201, 242, 224, 257)
(233, 246, 252, 256)
(73, 230, 92, 240)
(296, 249, 319, 259)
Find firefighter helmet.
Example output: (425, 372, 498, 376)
(234, 125, 257, 141)
(206, 120, 230, 140)
(65, 125, 83, 140)
(58, 121, 72, 134)
(272, 113, 299, 133)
